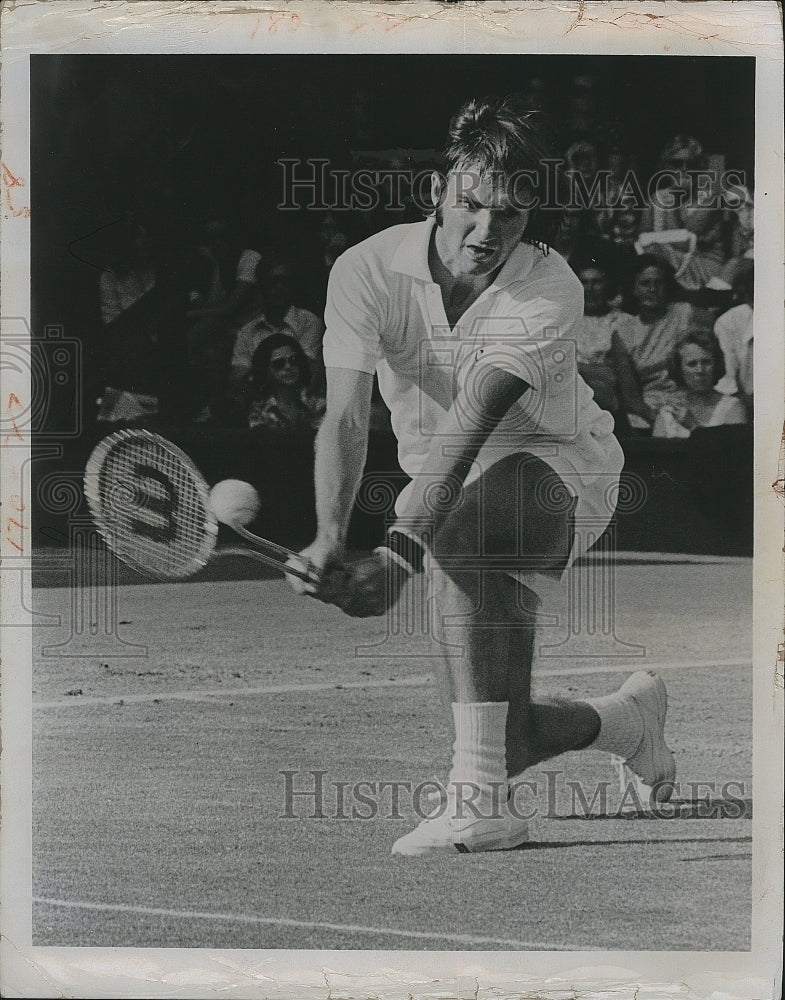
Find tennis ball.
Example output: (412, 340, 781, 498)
(209, 479, 261, 527)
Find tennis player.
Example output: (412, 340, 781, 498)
(289, 96, 676, 855)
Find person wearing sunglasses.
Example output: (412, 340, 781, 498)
(229, 262, 325, 414)
(247, 333, 325, 432)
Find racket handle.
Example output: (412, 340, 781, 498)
(218, 545, 320, 584)
(230, 523, 322, 581)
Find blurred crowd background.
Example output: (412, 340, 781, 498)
(30, 55, 755, 552)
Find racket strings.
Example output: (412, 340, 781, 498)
(87, 430, 216, 579)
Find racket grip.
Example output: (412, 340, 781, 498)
(317, 565, 353, 603)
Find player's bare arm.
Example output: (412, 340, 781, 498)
(287, 365, 374, 597)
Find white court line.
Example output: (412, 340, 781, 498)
(33, 896, 569, 951)
(33, 675, 433, 710)
(34, 659, 750, 710)
(538, 657, 750, 677)
(581, 551, 749, 565)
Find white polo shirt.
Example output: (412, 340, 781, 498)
(324, 218, 624, 545)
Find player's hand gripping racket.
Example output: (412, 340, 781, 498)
(83, 428, 321, 584)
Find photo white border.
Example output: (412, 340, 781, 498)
(1, 2, 782, 997)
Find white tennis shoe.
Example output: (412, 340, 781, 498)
(391, 798, 529, 856)
(618, 670, 676, 802)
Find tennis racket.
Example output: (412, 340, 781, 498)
(83, 428, 321, 584)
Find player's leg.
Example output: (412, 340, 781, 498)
(502, 596, 674, 789)
(428, 565, 601, 767)
(393, 454, 594, 854)
(435, 451, 674, 796)
(392, 452, 674, 854)
(392, 563, 532, 854)
(430, 453, 602, 771)
(503, 581, 603, 776)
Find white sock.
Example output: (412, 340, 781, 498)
(448, 702, 509, 809)
(586, 691, 644, 759)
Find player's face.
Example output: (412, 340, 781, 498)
(578, 267, 608, 313)
(269, 347, 302, 387)
(433, 166, 532, 278)
(679, 343, 715, 392)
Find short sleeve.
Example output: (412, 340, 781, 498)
(295, 310, 325, 360)
(236, 249, 262, 284)
(323, 250, 384, 374)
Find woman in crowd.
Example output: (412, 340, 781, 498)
(653, 331, 747, 438)
(615, 255, 695, 427)
(247, 333, 325, 433)
(639, 135, 726, 291)
(573, 259, 649, 433)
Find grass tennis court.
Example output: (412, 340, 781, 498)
(32, 556, 752, 951)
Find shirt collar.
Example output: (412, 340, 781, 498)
(389, 217, 536, 290)
(389, 219, 435, 281)
(492, 241, 536, 289)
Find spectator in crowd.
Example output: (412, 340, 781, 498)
(565, 140, 601, 193)
(185, 214, 262, 415)
(304, 212, 354, 315)
(186, 214, 261, 322)
(99, 220, 156, 326)
(96, 219, 161, 424)
(714, 262, 754, 417)
(229, 261, 325, 411)
(595, 127, 635, 239)
(615, 255, 695, 427)
(247, 333, 325, 432)
(565, 74, 609, 142)
(558, 133, 611, 264)
(319, 213, 351, 273)
(653, 331, 747, 438)
(720, 184, 754, 286)
(518, 76, 550, 114)
(639, 135, 726, 291)
(554, 208, 606, 265)
(573, 259, 650, 432)
(608, 197, 643, 267)
(593, 155, 645, 302)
